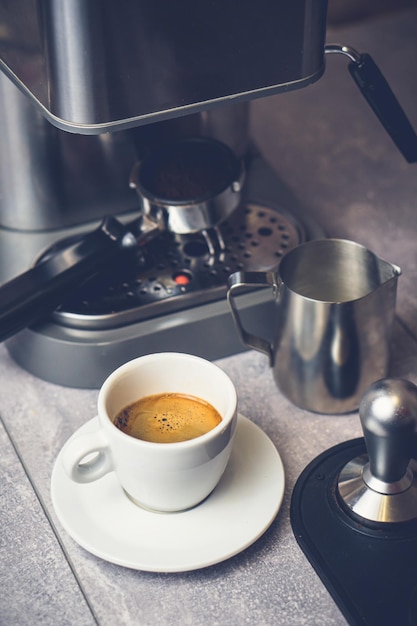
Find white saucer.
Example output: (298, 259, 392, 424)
(51, 414, 285, 572)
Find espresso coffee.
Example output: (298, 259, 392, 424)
(113, 393, 222, 443)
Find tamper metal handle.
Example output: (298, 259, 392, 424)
(359, 378, 417, 486)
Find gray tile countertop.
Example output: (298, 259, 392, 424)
(2, 8, 417, 626)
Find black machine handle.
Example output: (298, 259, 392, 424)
(325, 44, 417, 163)
(0, 216, 139, 343)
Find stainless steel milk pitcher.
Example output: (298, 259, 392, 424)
(227, 239, 401, 414)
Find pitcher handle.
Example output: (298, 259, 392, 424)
(227, 270, 279, 365)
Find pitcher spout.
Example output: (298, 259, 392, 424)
(393, 263, 402, 278)
(376, 253, 402, 287)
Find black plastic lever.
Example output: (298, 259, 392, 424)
(0, 216, 137, 343)
(325, 44, 417, 163)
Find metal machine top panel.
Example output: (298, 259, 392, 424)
(0, 0, 327, 133)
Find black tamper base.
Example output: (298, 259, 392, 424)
(290, 439, 417, 626)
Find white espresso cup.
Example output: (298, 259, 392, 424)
(61, 352, 238, 512)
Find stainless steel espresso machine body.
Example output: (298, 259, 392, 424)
(0, 0, 329, 386)
(0, 1, 415, 387)
(0, 1, 327, 133)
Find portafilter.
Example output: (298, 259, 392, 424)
(0, 137, 245, 342)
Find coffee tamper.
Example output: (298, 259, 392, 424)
(338, 378, 417, 523)
(291, 378, 417, 625)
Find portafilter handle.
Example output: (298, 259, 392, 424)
(338, 378, 417, 523)
(0, 213, 162, 343)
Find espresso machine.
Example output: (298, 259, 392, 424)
(0, 0, 416, 387)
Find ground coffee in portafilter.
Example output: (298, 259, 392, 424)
(113, 393, 222, 443)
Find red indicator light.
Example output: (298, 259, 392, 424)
(173, 272, 192, 285)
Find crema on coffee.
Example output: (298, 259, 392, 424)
(113, 393, 222, 443)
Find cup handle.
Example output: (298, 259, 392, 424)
(227, 270, 279, 365)
(61, 426, 114, 484)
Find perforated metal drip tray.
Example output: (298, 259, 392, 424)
(52, 202, 305, 330)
